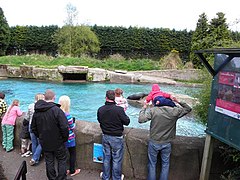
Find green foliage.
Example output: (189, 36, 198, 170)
(220, 145, 240, 180)
(0, 7, 10, 56)
(190, 12, 236, 68)
(193, 68, 212, 124)
(53, 25, 100, 57)
(190, 13, 209, 68)
(7, 25, 58, 55)
(0, 54, 160, 71)
(92, 25, 192, 61)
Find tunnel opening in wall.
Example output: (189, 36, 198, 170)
(58, 66, 89, 82)
(61, 73, 87, 81)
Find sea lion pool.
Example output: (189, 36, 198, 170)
(0, 79, 206, 137)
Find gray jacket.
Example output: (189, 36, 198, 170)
(138, 102, 192, 144)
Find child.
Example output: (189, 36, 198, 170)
(20, 117, 32, 157)
(114, 88, 128, 111)
(59, 95, 81, 177)
(145, 84, 176, 107)
(0, 92, 7, 120)
(1, 99, 23, 152)
(29, 93, 45, 166)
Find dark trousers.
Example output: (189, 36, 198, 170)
(67, 146, 76, 174)
(44, 144, 67, 180)
(153, 96, 176, 107)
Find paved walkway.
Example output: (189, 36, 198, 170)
(0, 146, 101, 180)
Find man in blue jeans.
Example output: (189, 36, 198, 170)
(138, 98, 192, 180)
(97, 90, 130, 180)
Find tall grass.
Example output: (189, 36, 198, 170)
(0, 54, 159, 71)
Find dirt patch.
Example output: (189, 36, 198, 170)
(0, 163, 7, 180)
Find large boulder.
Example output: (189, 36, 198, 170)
(127, 92, 198, 108)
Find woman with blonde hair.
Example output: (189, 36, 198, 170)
(2, 99, 23, 152)
(59, 95, 80, 177)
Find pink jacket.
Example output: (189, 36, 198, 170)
(146, 84, 171, 103)
(2, 106, 23, 126)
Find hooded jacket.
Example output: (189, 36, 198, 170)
(145, 84, 171, 103)
(31, 100, 69, 151)
(138, 101, 192, 144)
(97, 101, 130, 136)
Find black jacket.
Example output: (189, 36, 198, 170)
(97, 101, 130, 136)
(31, 100, 69, 151)
(20, 118, 30, 139)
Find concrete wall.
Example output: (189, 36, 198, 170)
(0, 65, 201, 83)
(0, 115, 229, 180)
(132, 69, 201, 81)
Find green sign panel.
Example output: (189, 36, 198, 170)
(195, 49, 240, 151)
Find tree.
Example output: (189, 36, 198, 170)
(61, 3, 79, 56)
(0, 7, 10, 56)
(208, 12, 232, 47)
(53, 25, 100, 57)
(64, 3, 78, 26)
(193, 12, 239, 123)
(190, 13, 209, 68)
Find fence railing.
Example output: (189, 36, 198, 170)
(14, 161, 27, 180)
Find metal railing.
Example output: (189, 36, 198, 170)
(14, 161, 27, 180)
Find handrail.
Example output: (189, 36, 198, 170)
(14, 161, 27, 180)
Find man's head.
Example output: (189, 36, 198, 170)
(106, 90, 115, 101)
(44, 89, 56, 102)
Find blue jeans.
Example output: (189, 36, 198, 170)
(147, 140, 171, 180)
(30, 132, 42, 162)
(102, 134, 124, 180)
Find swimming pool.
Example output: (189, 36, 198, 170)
(0, 79, 206, 137)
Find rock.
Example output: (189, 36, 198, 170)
(127, 92, 198, 108)
(127, 93, 148, 100)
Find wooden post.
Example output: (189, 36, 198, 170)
(199, 134, 214, 180)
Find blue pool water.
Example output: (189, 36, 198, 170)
(0, 79, 206, 137)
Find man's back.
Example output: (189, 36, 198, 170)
(31, 100, 69, 151)
(139, 101, 192, 143)
(97, 101, 130, 136)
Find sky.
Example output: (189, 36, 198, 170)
(1, 0, 240, 31)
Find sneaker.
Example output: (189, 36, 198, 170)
(21, 151, 31, 157)
(99, 172, 124, 179)
(70, 169, 81, 177)
(29, 159, 36, 166)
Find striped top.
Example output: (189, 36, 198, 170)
(65, 112, 76, 148)
(0, 99, 7, 117)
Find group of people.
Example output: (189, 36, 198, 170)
(97, 84, 191, 180)
(0, 83, 191, 180)
(0, 90, 80, 180)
